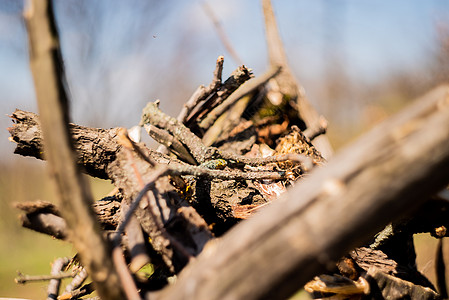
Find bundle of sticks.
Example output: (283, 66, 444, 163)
(9, 0, 449, 299)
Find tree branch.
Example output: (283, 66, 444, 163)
(23, 1, 123, 298)
(184, 65, 252, 127)
(201, 3, 243, 66)
(8, 109, 121, 179)
(199, 65, 282, 134)
(15, 270, 73, 285)
(177, 56, 224, 124)
(47, 257, 70, 300)
(154, 85, 449, 300)
(261, 0, 333, 159)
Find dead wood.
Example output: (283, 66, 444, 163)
(141, 101, 315, 170)
(153, 85, 449, 300)
(59, 282, 95, 300)
(145, 124, 197, 164)
(8, 109, 122, 180)
(305, 267, 440, 300)
(436, 238, 448, 298)
(18, 209, 68, 240)
(118, 202, 151, 273)
(347, 246, 435, 291)
(15, 196, 121, 240)
(10, 84, 449, 299)
(199, 65, 282, 139)
(15, 269, 73, 285)
(8, 110, 270, 236)
(177, 56, 224, 125)
(64, 267, 88, 294)
(366, 267, 441, 300)
(184, 65, 252, 130)
(11, 2, 449, 296)
(47, 257, 70, 300)
(107, 146, 213, 273)
(13, 0, 448, 299)
(262, 0, 333, 159)
(23, 1, 123, 298)
(92, 196, 122, 229)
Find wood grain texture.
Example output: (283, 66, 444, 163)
(154, 85, 449, 300)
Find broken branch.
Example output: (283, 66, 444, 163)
(200, 65, 282, 132)
(177, 56, 224, 124)
(15, 270, 73, 285)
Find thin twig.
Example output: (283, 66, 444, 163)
(58, 282, 95, 300)
(184, 65, 252, 126)
(436, 238, 448, 298)
(178, 56, 224, 125)
(170, 162, 287, 180)
(178, 86, 206, 123)
(125, 209, 152, 273)
(218, 152, 314, 170)
(112, 246, 141, 300)
(200, 65, 282, 131)
(202, 2, 243, 66)
(15, 271, 74, 284)
(209, 55, 224, 91)
(141, 101, 209, 164)
(141, 101, 315, 176)
(178, 56, 224, 124)
(262, 0, 288, 67)
(113, 167, 169, 247)
(109, 197, 148, 274)
(144, 124, 196, 164)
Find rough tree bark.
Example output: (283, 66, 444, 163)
(10, 86, 449, 298)
(153, 85, 449, 300)
(11, 1, 449, 297)
(12, 0, 449, 298)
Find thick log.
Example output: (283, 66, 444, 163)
(8, 110, 248, 235)
(8, 109, 121, 180)
(154, 85, 449, 300)
(15, 197, 122, 240)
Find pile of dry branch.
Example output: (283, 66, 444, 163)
(8, 0, 449, 299)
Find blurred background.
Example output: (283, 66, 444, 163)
(1, 0, 449, 298)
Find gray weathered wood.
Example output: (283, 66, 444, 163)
(154, 85, 449, 300)
(23, 1, 123, 298)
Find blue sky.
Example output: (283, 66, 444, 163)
(1, 0, 448, 160)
